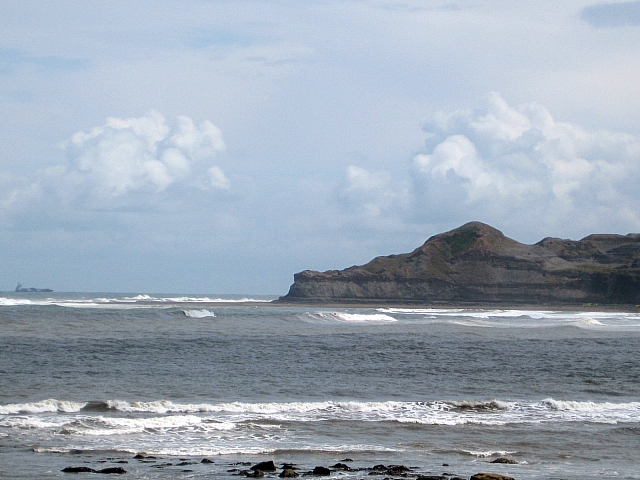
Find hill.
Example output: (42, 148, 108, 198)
(279, 222, 640, 306)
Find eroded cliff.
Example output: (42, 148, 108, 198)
(279, 222, 640, 305)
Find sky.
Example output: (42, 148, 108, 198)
(1, 0, 640, 294)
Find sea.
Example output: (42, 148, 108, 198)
(1, 292, 639, 479)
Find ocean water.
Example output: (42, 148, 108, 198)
(1, 293, 640, 479)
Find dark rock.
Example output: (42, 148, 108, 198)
(282, 464, 296, 470)
(251, 461, 277, 472)
(280, 469, 300, 478)
(416, 476, 447, 480)
(133, 454, 145, 459)
(386, 465, 411, 474)
(470, 474, 516, 480)
(182, 470, 193, 473)
(372, 465, 387, 471)
(330, 463, 350, 470)
(279, 221, 640, 306)
(111, 461, 128, 464)
(62, 466, 96, 473)
(201, 458, 215, 463)
(490, 458, 518, 464)
(312, 466, 331, 476)
(177, 461, 195, 466)
(247, 470, 265, 478)
(97, 467, 127, 474)
(340, 458, 353, 462)
(442, 464, 449, 467)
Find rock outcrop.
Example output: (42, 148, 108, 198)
(279, 222, 640, 305)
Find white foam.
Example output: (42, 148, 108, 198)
(377, 307, 640, 329)
(0, 298, 37, 306)
(6, 398, 640, 433)
(0, 399, 86, 415)
(125, 295, 271, 303)
(0, 294, 272, 309)
(459, 449, 517, 458)
(183, 309, 217, 318)
(311, 312, 397, 323)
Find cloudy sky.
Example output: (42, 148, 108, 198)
(2, 0, 640, 294)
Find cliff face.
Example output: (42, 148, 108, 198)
(280, 222, 640, 305)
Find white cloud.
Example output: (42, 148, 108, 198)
(207, 166, 231, 190)
(410, 92, 640, 233)
(1, 111, 230, 227)
(65, 110, 226, 197)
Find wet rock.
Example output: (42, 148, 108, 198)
(177, 461, 195, 466)
(97, 467, 127, 474)
(134, 454, 157, 460)
(341, 458, 353, 462)
(280, 469, 300, 478)
(386, 465, 411, 475)
(330, 463, 350, 470)
(312, 466, 331, 476)
(201, 458, 215, 463)
(282, 463, 296, 470)
(490, 458, 518, 464)
(251, 461, 277, 472)
(416, 476, 447, 480)
(372, 464, 387, 471)
(111, 461, 128, 464)
(247, 470, 265, 478)
(471, 473, 515, 480)
(62, 466, 96, 473)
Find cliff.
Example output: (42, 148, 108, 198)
(279, 222, 640, 306)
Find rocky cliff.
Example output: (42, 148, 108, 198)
(279, 222, 640, 305)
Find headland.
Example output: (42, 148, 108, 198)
(278, 221, 640, 308)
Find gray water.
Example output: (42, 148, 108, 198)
(1, 293, 639, 479)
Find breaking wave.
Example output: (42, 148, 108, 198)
(0, 399, 86, 415)
(182, 309, 217, 318)
(377, 308, 640, 329)
(307, 312, 397, 323)
(4, 398, 638, 427)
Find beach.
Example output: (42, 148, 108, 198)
(1, 292, 639, 479)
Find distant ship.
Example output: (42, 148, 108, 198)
(15, 282, 53, 293)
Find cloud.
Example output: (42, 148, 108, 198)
(64, 111, 227, 197)
(1, 111, 229, 228)
(409, 92, 640, 233)
(580, 1, 640, 28)
(337, 165, 408, 218)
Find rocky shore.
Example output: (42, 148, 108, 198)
(59, 455, 521, 480)
(279, 222, 640, 306)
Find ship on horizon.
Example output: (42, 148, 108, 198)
(15, 282, 53, 293)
